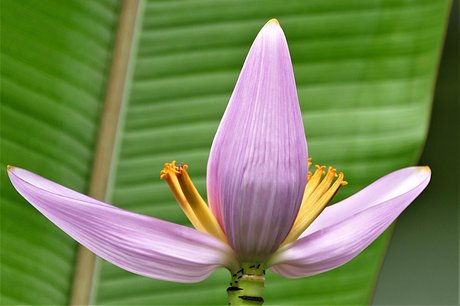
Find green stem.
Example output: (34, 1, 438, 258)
(227, 263, 265, 306)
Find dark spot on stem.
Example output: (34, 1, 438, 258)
(238, 295, 264, 302)
(227, 286, 243, 292)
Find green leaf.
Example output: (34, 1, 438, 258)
(1, 0, 120, 304)
(0, 0, 451, 305)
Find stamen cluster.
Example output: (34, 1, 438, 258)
(282, 158, 347, 245)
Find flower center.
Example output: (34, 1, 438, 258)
(160, 161, 227, 242)
(281, 158, 347, 246)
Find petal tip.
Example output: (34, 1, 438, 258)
(265, 18, 280, 26)
(7, 165, 14, 172)
(420, 165, 431, 173)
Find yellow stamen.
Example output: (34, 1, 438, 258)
(160, 162, 204, 232)
(281, 159, 347, 246)
(302, 165, 326, 203)
(307, 158, 313, 180)
(160, 161, 227, 242)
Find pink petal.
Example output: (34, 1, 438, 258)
(270, 167, 430, 277)
(8, 166, 238, 283)
(207, 20, 308, 262)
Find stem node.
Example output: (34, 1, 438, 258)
(227, 263, 265, 306)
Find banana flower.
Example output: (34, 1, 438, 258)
(7, 19, 430, 305)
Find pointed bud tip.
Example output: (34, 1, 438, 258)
(7, 165, 14, 171)
(266, 18, 280, 26)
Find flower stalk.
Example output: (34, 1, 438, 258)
(228, 263, 265, 306)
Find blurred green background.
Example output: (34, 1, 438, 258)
(0, 0, 457, 305)
(373, 2, 458, 304)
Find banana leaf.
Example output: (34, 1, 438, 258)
(0, 0, 451, 304)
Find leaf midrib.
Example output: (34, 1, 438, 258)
(69, 1, 143, 305)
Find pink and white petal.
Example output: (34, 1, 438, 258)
(207, 20, 308, 262)
(270, 166, 430, 278)
(8, 166, 238, 283)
